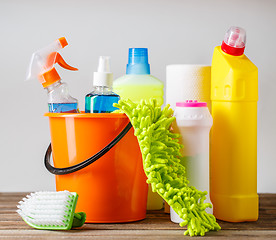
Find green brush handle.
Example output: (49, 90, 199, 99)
(72, 212, 86, 228)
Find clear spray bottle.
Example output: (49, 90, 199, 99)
(26, 37, 79, 113)
(85, 56, 120, 113)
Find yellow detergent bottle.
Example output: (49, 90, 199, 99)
(114, 48, 164, 210)
(210, 26, 258, 222)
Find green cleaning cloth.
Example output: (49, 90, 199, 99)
(114, 99, 221, 237)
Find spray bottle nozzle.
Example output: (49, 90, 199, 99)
(26, 37, 78, 88)
(97, 56, 111, 73)
(93, 56, 113, 88)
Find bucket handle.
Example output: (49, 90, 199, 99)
(44, 122, 132, 175)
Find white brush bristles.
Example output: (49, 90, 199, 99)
(17, 191, 74, 227)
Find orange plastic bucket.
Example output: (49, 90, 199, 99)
(44, 112, 148, 223)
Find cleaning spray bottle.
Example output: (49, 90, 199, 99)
(85, 56, 119, 113)
(26, 37, 79, 113)
(113, 48, 164, 210)
(210, 26, 258, 222)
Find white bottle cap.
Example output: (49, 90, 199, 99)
(93, 56, 113, 87)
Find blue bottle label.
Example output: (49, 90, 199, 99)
(86, 94, 120, 113)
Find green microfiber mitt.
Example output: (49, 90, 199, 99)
(114, 98, 221, 237)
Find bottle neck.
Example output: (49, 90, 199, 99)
(46, 80, 62, 93)
(126, 63, 150, 75)
(93, 85, 113, 93)
(221, 41, 245, 56)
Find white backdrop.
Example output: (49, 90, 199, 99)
(0, 0, 275, 192)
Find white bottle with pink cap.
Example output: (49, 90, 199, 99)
(170, 100, 213, 223)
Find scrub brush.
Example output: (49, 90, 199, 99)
(114, 99, 221, 236)
(17, 191, 86, 230)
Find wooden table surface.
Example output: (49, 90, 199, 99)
(0, 193, 275, 239)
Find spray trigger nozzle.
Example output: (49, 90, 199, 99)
(47, 52, 78, 71)
(26, 37, 78, 88)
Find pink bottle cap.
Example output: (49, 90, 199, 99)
(176, 100, 207, 107)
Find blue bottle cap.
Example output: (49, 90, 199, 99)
(126, 48, 150, 75)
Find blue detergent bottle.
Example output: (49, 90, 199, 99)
(26, 37, 79, 113)
(85, 56, 120, 113)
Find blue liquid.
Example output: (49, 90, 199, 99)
(85, 94, 120, 113)
(48, 103, 79, 113)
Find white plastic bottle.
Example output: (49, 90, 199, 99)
(170, 100, 213, 223)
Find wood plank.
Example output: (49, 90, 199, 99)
(0, 230, 276, 240)
(1, 211, 276, 231)
(0, 193, 275, 239)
